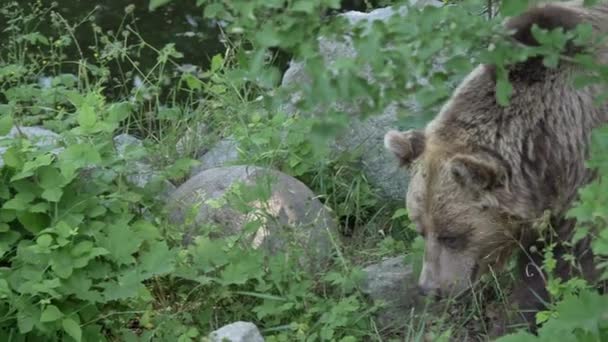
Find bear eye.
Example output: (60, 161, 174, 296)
(437, 235, 461, 249)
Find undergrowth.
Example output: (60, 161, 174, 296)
(1, 0, 607, 341)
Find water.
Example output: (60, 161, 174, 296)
(5, 0, 387, 72)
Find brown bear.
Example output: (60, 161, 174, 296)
(384, 0, 608, 332)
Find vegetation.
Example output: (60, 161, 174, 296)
(0, 0, 606, 341)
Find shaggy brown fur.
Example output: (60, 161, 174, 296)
(385, 0, 608, 332)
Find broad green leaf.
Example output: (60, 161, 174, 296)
(11, 153, 54, 181)
(40, 305, 63, 322)
(17, 310, 35, 333)
(0, 231, 20, 258)
(3, 192, 35, 210)
(255, 24, 281, 47)
(77, 104, 97, 130)
(38, 166, 65, 189)
(58, 143, 101, 178)
(71, 241, 94, 256)
(98, 224, 143, 265)
(138, 241, 175, 278)
(51, 249, 75, 278)
(102, 270, 142, 301)
(62, 271, 102, 302)
(41, 187, 63, 202)
(210, 54, 224, 72)
(0, 115, 13, 135)
(29, 202, 50, 213)
(391, 208, 408, 220)
(292, 0, 316, 13)
(2, 146, 22, 168)
(17, 212, 48, 234)
(36, 234, 53, 248)
(62, 318, 82, 342)
(106, 102, 132, 124)
(220, 253, 264, 285)
(500, 0, 530, 16)
(191, 237, 229, 272)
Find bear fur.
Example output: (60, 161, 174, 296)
(384, 0, 608, 332)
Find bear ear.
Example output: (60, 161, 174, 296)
(384, 129, 426, 166)
(505, 3, 584, 49)
(448, 153, 508, 192)
(494, 2, 587, 82)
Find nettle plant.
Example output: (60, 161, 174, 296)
(0, 105, 176, 341)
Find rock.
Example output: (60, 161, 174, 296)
(208, 321, 264, 342)
(0, 126, 63, 168)
(176, 122, 210, 158)
(189, 137, 240, 177)
(360, 256, 424, 330)
(332, 103, 419, 201)
(113, 134, 175, 198)
(279, 2, 444, 201)
(167, 165, 337, 271)
(114, 133, 144, 156)
(113, 134, 158, 188)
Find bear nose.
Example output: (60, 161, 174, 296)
(417, 284, 441, 298)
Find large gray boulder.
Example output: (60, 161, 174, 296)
(279, 2, 443, 202)
(208, 321, 264, 342)
(189, 137, 239, 177)
(360, 256, 426, 331)
(167, 165, 337, 271)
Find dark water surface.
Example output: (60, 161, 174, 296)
(0, 0, 389, 70)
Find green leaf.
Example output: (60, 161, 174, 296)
(17, 310, 36, 333)
(494, 331, 538, 342)
(41, 187, 63, 202)
(149, 0, 172, 11)
(2, 146, 22, 168)
(220, 253, 264, 285)
(38, 166, 65, 189)
(51, 249, 75, 278)
(191, 237, 229, 272)
(98, 224, 143, 265)
(106, 102, 132, 125)
(3, 192, 35, 210)
(391, 208, 408, 220)
(17, 212, 48, 234)
(58, 143, 101, 178)
(40, 305, 63, 322)
(292, 0, 316, 13)
(102, 270, 142, 301)
(138, 241, 175, 278)
(71, 241, 94, 256)
(0, 115, 13, 135)
(496, 77, 513, 107)
(0, 231, 20, 258)
(553, 290, 608, 333)
(62, 318, 82, 342)
(77, 104, 97, 130)
(210, 54, 224, 72)
(255, 24, 281, 47)
(500, 0, 529, 16)
(36, 234, 53, 248)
